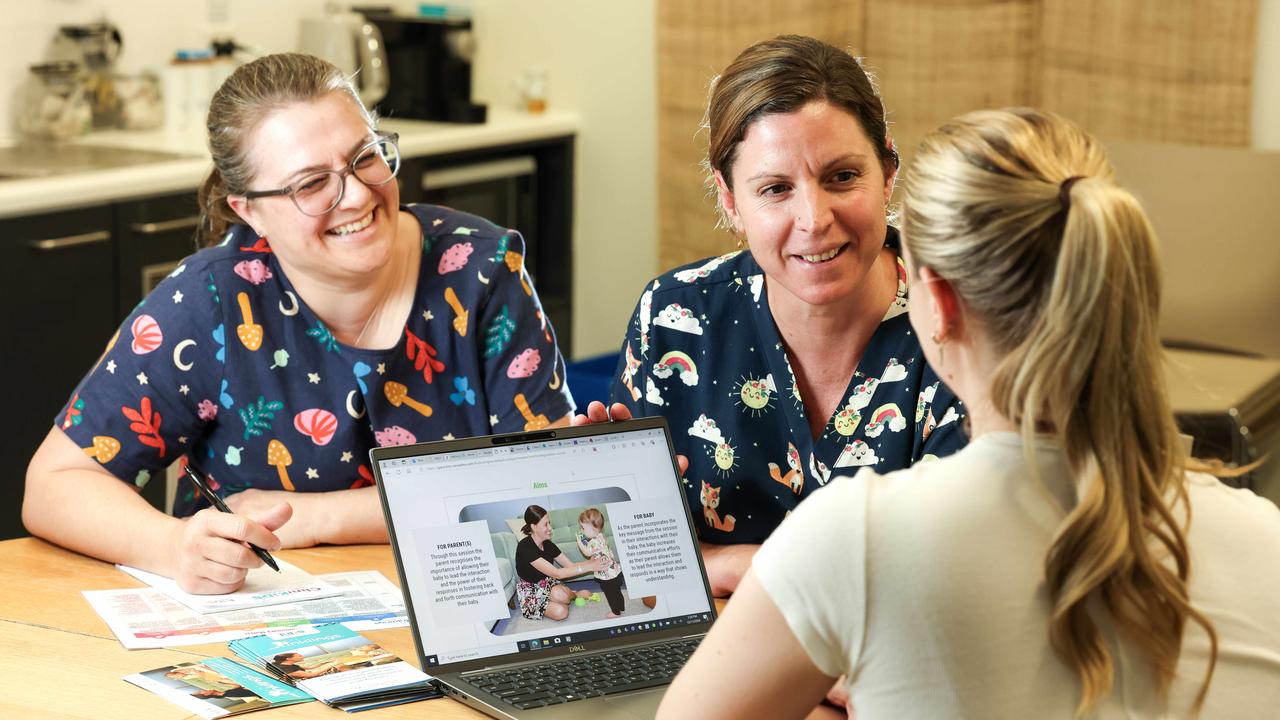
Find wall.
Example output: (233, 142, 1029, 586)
(0, 0, 657, 360)
(1254, 0, 1280, 150)
(464, 0, 657, 360)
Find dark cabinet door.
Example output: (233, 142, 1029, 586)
(115, 192, 201, 320)
(0, 205, 117, 539)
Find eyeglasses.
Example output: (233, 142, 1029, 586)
(242, 133, 401, 216)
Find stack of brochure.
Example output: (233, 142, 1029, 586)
(229, 624, 440, 712)
(124, 657, 312, 718)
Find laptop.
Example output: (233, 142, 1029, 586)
(371, 417, 717, 718)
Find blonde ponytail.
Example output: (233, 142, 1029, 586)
(902, 108, 1216, 716)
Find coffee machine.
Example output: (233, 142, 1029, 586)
(356, 8, 487, 124)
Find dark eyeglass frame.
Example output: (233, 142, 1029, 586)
(240, 132, 401, 216)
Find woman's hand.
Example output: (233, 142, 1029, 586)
(169, 502, 291, 594)
(698, 542, 759, 597)
(224, 489, 319, 548)
(572, 401, 690, 477)
(571, 400, 632, 425)
(589, 555, 608, 573)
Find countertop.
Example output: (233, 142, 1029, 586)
(0, 109, 580, 219)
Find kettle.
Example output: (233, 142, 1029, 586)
(299, 6, 389, 107)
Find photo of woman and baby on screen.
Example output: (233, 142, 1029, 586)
(460, 489, 658, 637)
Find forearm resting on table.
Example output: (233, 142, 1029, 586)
(699, 541, 759, 597)
(23, 426, 184, 574)
(225, 485, 389, 548)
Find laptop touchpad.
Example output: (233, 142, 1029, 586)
(602, 689, 665, 718)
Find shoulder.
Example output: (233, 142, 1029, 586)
(645, 250, 756, 298)
(407, 203, 516, 254)
(1185, 472, 1280, 537)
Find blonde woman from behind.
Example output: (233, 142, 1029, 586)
(658, 108, 1280, 719)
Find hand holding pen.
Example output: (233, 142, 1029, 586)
(172, 463, 292, 594)
(183, 464, 281, 572)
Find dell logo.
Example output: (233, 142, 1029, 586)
(567, 644, 587, 653)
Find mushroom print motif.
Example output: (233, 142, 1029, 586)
(443, 287, 469, 337)
(83, 436, 121, 463)
(383, 381, 433, 417)
(266, 439, 294, 490)
(235, 291, 263, 351)
(514, 393, 549, 431)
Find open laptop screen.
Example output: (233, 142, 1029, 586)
(374, 421, 715, 670)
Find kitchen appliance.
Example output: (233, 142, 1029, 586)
(357, 8, 487, 123)
(17, 61, 91, 141)
(48, 22, 126, 129)
(299, 6, 389, 107)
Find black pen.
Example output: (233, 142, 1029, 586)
(182, 463, 280, 572)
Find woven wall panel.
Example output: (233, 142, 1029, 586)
(656, 0, 1257, 270)
(656, 0, 867, 269)
(1040, 0, 1258, 145)
(862, 0, 1039, 169)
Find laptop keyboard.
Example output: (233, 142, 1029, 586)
(464, 638, 701, 710)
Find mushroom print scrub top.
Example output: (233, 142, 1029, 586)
(57, 205, 573, 515)
(609, 227, 967, 544)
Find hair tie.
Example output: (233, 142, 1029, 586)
(1059, 175, 1086, 211)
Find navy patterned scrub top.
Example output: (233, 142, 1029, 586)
(57, 205, 574, 516)
(609, 227, 967, 544)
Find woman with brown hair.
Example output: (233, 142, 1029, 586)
(24, 53, 572, 594)
(599, 35, 966, 597)
(514, 505, 603, 621)
(659, 108, 1280, 718)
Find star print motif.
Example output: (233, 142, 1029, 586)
(136, 372, 149, 385)
(106, 360, 117, 374)
(422, 310, 434, 322)
(179, 384, 190, 395)
(178, 436, 188, 444)
(340, 451, 353, 462)
(172, 290, 184, 303)
(489, 414, 500, 426)
(376, 363, 386, 375)
(443, 433, 455, 441)
(308, 373, 321, 384)
(306, 468, 319, 479)
(433, 218, 443, 227)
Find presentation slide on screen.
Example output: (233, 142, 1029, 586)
(379, 429, 712, 665)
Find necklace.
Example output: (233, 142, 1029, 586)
(352, 301, 381, 348)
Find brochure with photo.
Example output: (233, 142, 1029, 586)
(229, 623, 440, 711)
(123, 657, 311, 718)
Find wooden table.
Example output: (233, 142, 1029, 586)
(0, 538, 727, 718)
(0, 538, 485, 719)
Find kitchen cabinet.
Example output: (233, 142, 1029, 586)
(1, 204, 117, 540)
(115, 192, 202, 317)
(0, 193, 195, 540)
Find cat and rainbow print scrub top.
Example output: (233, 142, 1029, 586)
(610, 227, 967, 544)
(57, 205, 573, 516)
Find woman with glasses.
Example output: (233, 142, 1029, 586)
(23, 54, 573, 594)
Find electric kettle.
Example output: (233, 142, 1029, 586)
(299, 6, 389, 107)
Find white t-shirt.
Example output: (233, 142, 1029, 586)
(754, 432, 1280, 718)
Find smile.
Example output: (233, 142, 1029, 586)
(328, 211, 374, 236)
(797, 245, 844, 263)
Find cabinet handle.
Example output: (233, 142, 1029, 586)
(27, 230, 111, 251)
(129, 215, 201, 234)
(422, 156, 537, 190)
